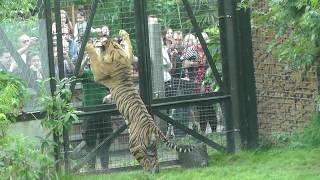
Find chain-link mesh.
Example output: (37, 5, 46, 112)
(56, 0, 139, 173)
(146, 0, 226, 171)
(61, 0, 226, 173)
(147, 0, 219, 98)
(145, 1, 226, 166)
(1, 0, 226, 174)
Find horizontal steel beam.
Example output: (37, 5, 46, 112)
(152, 93, 230, 110)
(152, 110, 227, 152)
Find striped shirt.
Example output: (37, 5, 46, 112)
(180, 46, 199, 61)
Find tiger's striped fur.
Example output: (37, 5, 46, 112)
(85, 30, 194, 173)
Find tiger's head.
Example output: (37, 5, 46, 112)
(100, 39, 130, 64)
(97, 30, 132, 65)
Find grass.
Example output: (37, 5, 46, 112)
(62, 146, 320, 180)
(63, 115, 320, 180)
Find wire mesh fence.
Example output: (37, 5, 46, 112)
(62, 0, 226, 173)
(68, 104, 226, 172)
(50, 0, 135, 172)
(145, 0, 227, 171)
(147, 0, 220, 98)
(0, 13, 51, 112)
(1, 0, 227, 174)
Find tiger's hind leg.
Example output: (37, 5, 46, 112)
(129, 140, 159, 173)
(146, 132, 159, 173)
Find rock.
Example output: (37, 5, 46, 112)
(178, 143, 208, 168)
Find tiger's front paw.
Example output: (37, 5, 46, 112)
(102, 94, 113, 104)
(85, 43, 99, 64)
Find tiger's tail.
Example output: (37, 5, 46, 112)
(155, 126, 194, 153)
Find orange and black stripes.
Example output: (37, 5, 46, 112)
(110, 78, 195, 154)
(86, 34, 194, 172)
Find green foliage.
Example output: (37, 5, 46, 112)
(271, 132, 292, 145)
(38, 78, 78, 140)
(148, 0, 218, 31)
(0, 0, 37, 22)
(205, 25, 221, 62)
(0, 77, 78, 179)
(202, 25, 222, 91)
(0, 135, 57, 180)
(0, 71, 57, 179)
(0, 71, 26, 137)
(252, 0, 320, 69)
(268, 113, 320, 149)
(298, 114, 320, 147)
(36, 78, 78, 176)
(237, 0, 257, 10)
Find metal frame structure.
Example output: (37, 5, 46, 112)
(11, 0, 258, 173)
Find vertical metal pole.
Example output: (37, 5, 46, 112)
(40, 0, 56, 94)
(44, 2, 56, 92)
(218, 0, 244, 152)
(134, 0, 152, 107)
(237, 7, 258, 149)
(217, 0, 235, 153)
(53, 0, 69, 172)
(43, 0, 60, 171)
(53, 0, 65, 79)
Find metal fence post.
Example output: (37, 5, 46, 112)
(218, 0, 258, 151)
(43, 0, 60, 171)
(218, 0, 243, 152)
(134, 0, 152, 107)
(237, 6, 258, 149)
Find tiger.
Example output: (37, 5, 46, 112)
(85, 30, 194, 173)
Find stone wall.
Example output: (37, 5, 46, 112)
(253, 28, 318, 140)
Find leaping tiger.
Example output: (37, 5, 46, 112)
(85, 30, 194, 173)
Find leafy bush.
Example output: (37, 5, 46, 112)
(298, 114, 320, 147)
(0, 71, 57, 179)
(271, 132, 291, 145)
(251, 0, 320, 69)
(38, 78, 78, 139)
(0, 0, 37, 22)
(269, 113, 320, 148)
(0, 135, 57, 180)
(0, 70, 26, 137)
